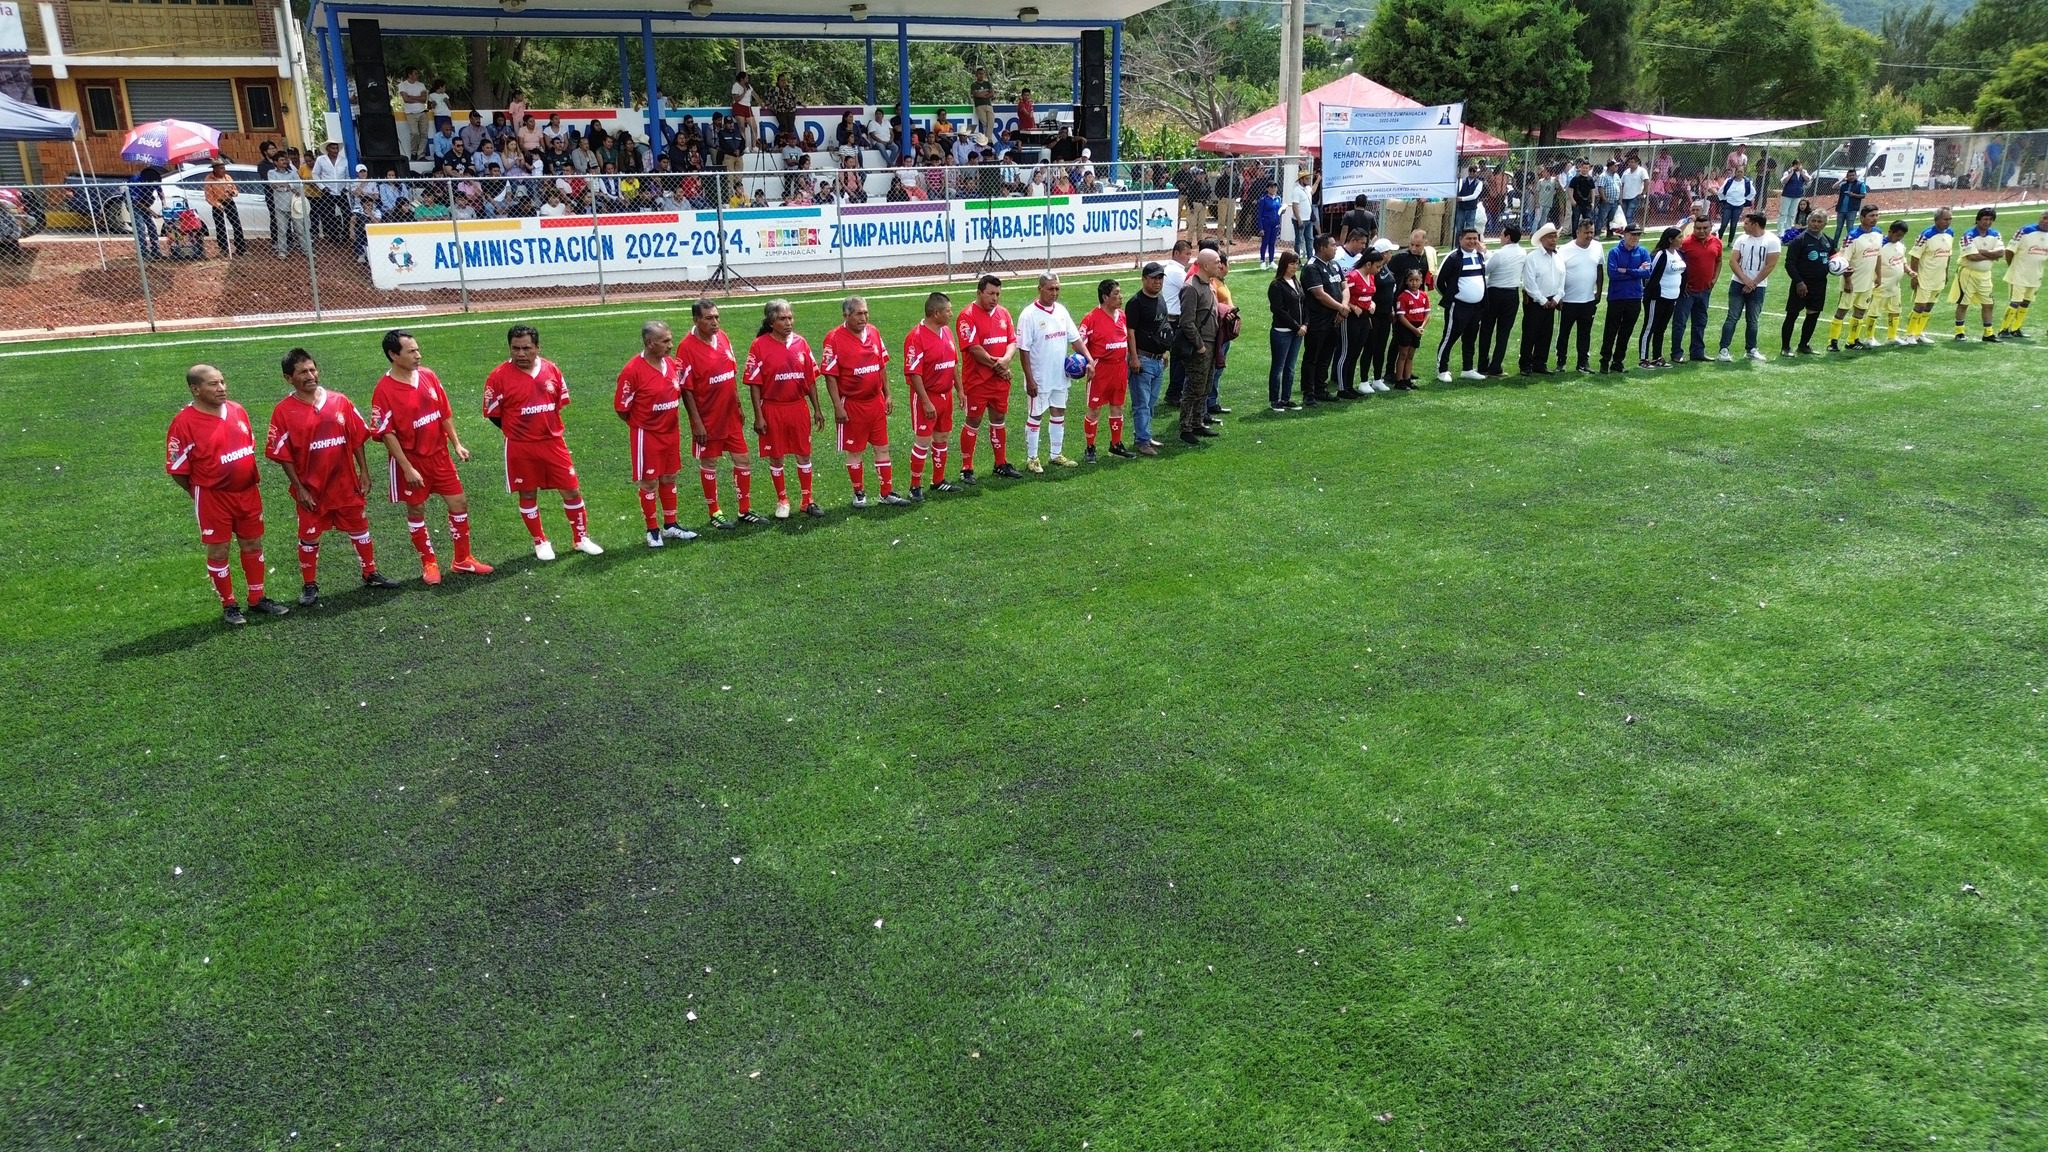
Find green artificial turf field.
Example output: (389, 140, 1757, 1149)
(3, 237, 2045, 1151)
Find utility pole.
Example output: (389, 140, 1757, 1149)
(1280, 0, 1305, 196)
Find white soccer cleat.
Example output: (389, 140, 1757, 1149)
(1715, 349, 1734, 362)
(1026, 457, 1044, 474)
(1460, 369, 1486, 381)
(573, 536, 605, 556)
(662, 524, 698, 541)
(1894, 336, 1914, 347)
(645, 529, 665, 549)
(1747, 349, 1768, 361)
(1371, 379, 1391, 393)
(534, 539, 557, 561)
(774, 500, 791, 520)
(1436, 371, 1453, 383)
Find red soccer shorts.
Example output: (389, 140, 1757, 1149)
(757, 399, 814, 459)
(1088, 368, 1129, 409)
(912, 390, 954, 439)
(504, 439, 580, 493)
(295, 502, 369, 541)
(629, 426, 683, 480)
(389, 451, 463, 505)
(694, 420, 749, 461)
(195, 485, 264, 544)
(961, 390, 1009, 424)
(837, 396, 889, 454)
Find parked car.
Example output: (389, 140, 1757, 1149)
(65, 161, 273, 239)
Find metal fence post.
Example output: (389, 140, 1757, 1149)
(714, 177, 730, 296)
(301, 205, 324, 322)
(133, 211, 158, 334)
(448, 183, 471, 314)
(835, 193, 848, 290)
(1044, 183, 1055, 276)
(593, 200, 608, 306)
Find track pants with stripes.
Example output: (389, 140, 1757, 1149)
(1436, 299, 1482, 374)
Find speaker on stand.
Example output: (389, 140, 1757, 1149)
(348, 19, 405, 175)
(1078, 29, 1111, 160)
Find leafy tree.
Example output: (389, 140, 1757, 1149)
(1358, 0, 1591, 140)
(1571, 0, 1638, 110)
(1641, 0, 1878, 121)
(1876, 2, 1953, 97)
(1123, 0, 1282, 134)
(1972, 40, 2048, 128)
(1922, 0, 2048, 112)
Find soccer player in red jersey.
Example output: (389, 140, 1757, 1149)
(613, 319, 699, 548)
(955, 274, 1022, 481)
(1079, 279, 1136, 461)
(822, 295, 911, 508)
(370, 329, 491, 584)
(166, 363, 289, 625)
(902, 291, 961, 500)
(743, 298, 828, 519)
(675, 299, 764, 528)
(483, 323, 603, 559)
(265, 347, 403, 605)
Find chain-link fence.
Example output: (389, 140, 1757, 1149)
(0, 156, 1305, 341)
(7, 131, 2044, 340)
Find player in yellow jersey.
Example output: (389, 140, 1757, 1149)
(1829, 204, 1884, 350)
(1876, 220, 1912, 345)
(1904, 206, 1954, 344)
(1952, 207, 2001, 342)
(1999, 208, 2048, 338)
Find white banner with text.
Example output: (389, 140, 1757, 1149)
(1320, 103, 1465, 205)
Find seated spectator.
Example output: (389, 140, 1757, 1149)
(413, 184, 450, 219)
(787, 178, 815, 206)
(835, 111, 865, 151)
(952, 132, 976, 167)
(428, 124, 458, 164)
(750, 188, 769, 207)
(1049, 126, 1081, 163)
(839, 169, 868, 204)
(933, 110, 955, 143)
(886, 173, 912, 202)
(472, 140, 502, 174)
(459, 112, 486, 152)
(800, 127, 822, 153)
(1050, 169, 1074, 195)
(541, 113, 565, 142)
(866, 110, 896, 166)
(516, 116, 543, 155)
(569, 138, 597, 174)
(592, 164, 626, 212)
(1027, 166, 1048, 197)
(679, 114, 700, 145)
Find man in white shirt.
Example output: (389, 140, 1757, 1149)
(1435, 227, 1489, 382)
(1286, 171, 1316, 255)
(1555, 219, 1604, 372)
(1160, 238, 1192, 404)
(1478, 223, 1527, 376)
(1717, 210, 1781, 361)
(867, 111, 895, 166)
(1717, 170, 1756, 242)
(1519, 222, 1566, 374)
(310, 140, 351, 245)
(1015, 273, 1092, 471)
(396, 69, 429, 160)
(1618, 157, 1647, 232)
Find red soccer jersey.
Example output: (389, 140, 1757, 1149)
(265, 389, 371, 508)
(483, 357, 571, 443)
(614, 353, 683, 436)
(1397, 289, 1431, 326)
(677, 329, 744, 436)
(902, 321, 958, 394)
(166, 401, 261, 492)
(1344, 269, 1375, 315)
(821, 323, 891, 402)
(956, 302, 1014, 391)
(1079, 307, 1128, 377)
(369, 368, 455, 460)
(744, 333, 819, 404)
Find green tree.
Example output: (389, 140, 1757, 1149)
(1572, 0, 1638, 110)
(1972, 39, 2048, 128)
(1641, 0, 1878, 120)
(1922, 0, 2048, 112)
(1123, 0, 1282, 134)
(1875, 1, 1953, 97)
(1358, 0, 1592, 140)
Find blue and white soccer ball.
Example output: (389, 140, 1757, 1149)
(1063, 353, 1088, 379)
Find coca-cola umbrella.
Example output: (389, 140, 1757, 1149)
(121, 119, 223, 167)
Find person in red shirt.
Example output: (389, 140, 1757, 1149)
(370, 330, 490, 584)
(1078, 279, 1134, 461)
(265, 347, 402, 605)
(167, 364, 289, 625)
(902, 291, 961, 499)
(1391, 269, 1432, 388)
(743, 298, 828, 518)
(1674, 210, 1725, 363)
(484, 324, 602, 559)
(822, 295, 910, 508)
(676, 300, 763, 528)
(955, 274, 1022, 481)
(613, 319, 698, 548)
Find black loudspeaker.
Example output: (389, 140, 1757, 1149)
(1079, 30, 1108, 106)
(348, 18, 404, 166)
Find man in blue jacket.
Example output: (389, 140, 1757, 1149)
(1833, 168, 1867, 245)
(1599, 223, 1653, 372)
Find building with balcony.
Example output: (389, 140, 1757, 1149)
(7, 0, 314, 183)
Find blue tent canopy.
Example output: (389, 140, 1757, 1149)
(0, 92, 81, 142)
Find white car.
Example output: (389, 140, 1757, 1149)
(157, 162, 274, 240)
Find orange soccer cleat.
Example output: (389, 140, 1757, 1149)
(421, 559, 442, 585)
(451, 557, 494, 576)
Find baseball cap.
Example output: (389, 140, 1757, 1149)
(1141, 261, 1165, 277)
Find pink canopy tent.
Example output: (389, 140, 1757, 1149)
(1198, 73, 1510, 157)
(1556, 109, 1820, 143)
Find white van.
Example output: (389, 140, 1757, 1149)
(1813, 137, 1935, 194)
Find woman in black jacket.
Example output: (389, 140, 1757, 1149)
(1362, 249, 1399, 391)
(1267, 252, 1306, 409)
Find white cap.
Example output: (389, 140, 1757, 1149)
(1371, 237, 1398, 254)
(1081, 148, 1092, 159)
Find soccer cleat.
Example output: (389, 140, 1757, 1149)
(1983, 334, 2000, 343)
(421, 558, 443, 584)
(534, 540, 557, 561)
(1211, 406, 1232, 415)
(802, 502, 825, 517)
(1026, 457, 1044, 474)
(908, 487, 926, 502)
(248, 597, 290, 617)
(1828, 339, 1840, 352)
(738, 510, 768, 525)
(222, 604, 247, 626)
(299, 582, 320, 607)
(991, 464, 1022, 479)
(708, 515, 737, 530)
(1270, 403, 1289, 412)
(957, 468, 976, 485)
(1748, 349, 1768, 361)
(1716, 349, 1734, 362)
(362, 570, 402, 589)
(1436, 371, 1453, 383)
(1084, 447, 1099, 462)
(573, 536, 605, 556)
(662, 524, 697, 541)
(1796, 345, 1816, 356)
(1955, 332, 1967, 341)
(851, 491, 870, 508)
(933, 481, 959, 493)
(1372, 380, 1391, 393)
(646, 529, 666, 548)
(451, 557, 493, 575)
(881, 492, 912, 506)
(1109, 443, 1136, 459)
(774, 500, 792, 519)
(1052, 455, 1078, 468)
(1894, 336, 1915, 347)
(1460, 369, 1486, 381)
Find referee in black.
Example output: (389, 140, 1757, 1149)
(1782, 209, 1835, 355)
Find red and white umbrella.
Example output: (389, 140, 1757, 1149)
(121, 119, 223, 167)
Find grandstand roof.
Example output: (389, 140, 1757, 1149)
(308, 0, 1159, 43)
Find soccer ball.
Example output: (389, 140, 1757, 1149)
(1827, 253, 1850, 275)
(1063, 353, 1088, 379)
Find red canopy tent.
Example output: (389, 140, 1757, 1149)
(1198, 73, 1510, 157)
(1555, 109, 1821, 143)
